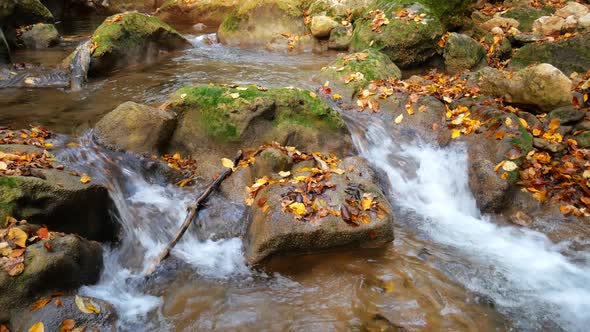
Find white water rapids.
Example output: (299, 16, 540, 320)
(347, 114, 590, 332)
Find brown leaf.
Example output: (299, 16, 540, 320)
(44, 242, 53, 252)
(36, 227, 49, 240)
(31, 297, 51, 310)
(60, 319, 75, 332)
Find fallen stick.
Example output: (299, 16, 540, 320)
(145, 150, 243, 275)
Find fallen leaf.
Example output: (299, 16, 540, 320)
(394, 114, 403, 124)
(278, 171, 291, 178)
(288, 202, 307, 216)
(60, 319, 75, 332)
(332, 93, 342, 100)
(74, 295, 100, 314)
(31, 298, 51, 310)
(8, 227, 27, 248)
(451, 129, 461, 139)
(36, 227, 49, 240)
(502, 160, 518, 172)
(229, 93, 240, 99)
(28, 322, 44, 332)
(221, 158, 236, 171)
(80, 174, 91, 184)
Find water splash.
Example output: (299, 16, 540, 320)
(349, 115, 590, 331)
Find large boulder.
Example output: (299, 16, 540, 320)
(20, 23, 60, 49)
(10, 295, 117, 332)
(0, 233, 103, 322)
(443, 32, 486, 73)
(509, 35, 590, 75)
(217, 0, 313, 52)
(310, 15, 339, 38)
(167, 85, 352, 179)
(308, 0, 371, 20)
(502, 6, 553, 32)
(328, 25, 353, 50)
(244, 155, 395, 263)
(0, 145, 116, 241)
(94, 101, 177, 156)
(87, 12, 191, 75)
(351, 1, 445, 67)
(478, 64, 572, 112)
(0, 0, 53, 27)
(318, 49, 402, 100)
(157, 0, 240, 26)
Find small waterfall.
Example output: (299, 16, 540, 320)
(56, 133, 248, 329)
(341, 110, 590, 331)
(69, 40, 91, 91)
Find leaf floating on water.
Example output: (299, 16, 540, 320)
(28, 322, 44, 332)
(80, 174, 91, 184)
(451, 129, 461, 139)
(394, 114, 403, 124)
(8, 227, 27, 248)
(74, 295, 100, 314)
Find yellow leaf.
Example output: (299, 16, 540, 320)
(236, 87, 248, 91)
(221, 158, 236, 171)
(292, 176, 307, 183)
(309, 92, 317, 98)
(74, 295, 100, 314)
(583, 170, 590, 179)
(394, 114, 403, 124)
(80, 174, 91, 184)
(494, 160, 506, 172)
(502, 160, 518, 172)
(8, 227, 27, 248)
(505, 117, 513, 126)
(383, 280, 394, 293)
(451, 129, 461, 139)
(549, 118, 560, 131)
(518, 118, 528, 128)
(331, 168, 345, 175)
(361, 193, 374, 211)
(28, 322, 44, 332)
(332, 93, 342, 100)
(532, 128, 542, 136)
(229, 93, 240, 99)
(289, 202, 307, 216)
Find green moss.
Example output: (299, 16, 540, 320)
(509, 35, 590, 75)
(220, 13, 241, 33)
(91, 12, 186, 58)
(170, 85, 345, 142)
(502, 7, 549, 32)
(236, 0, 303, 17)
(0, 176, 21, 222)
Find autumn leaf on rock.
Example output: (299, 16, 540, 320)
(8, 227, 27, 248)
(36, 227, 49, 240)
(28, 322, 44, 332)
(31, 297, 51, 310)
(221, 158, 236, 171)
(74, 295, 100, 314)
(60, 319, 75, 332)
(79, 174, 91, 184)
(288, 202, 307, 216)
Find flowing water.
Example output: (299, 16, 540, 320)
(3, 19, 590, 331)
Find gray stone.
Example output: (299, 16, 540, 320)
(443, 33, 486, 73)
(20, 23, 60, 49)
(94, 101, 177, 156)
(548, 106, 586, 125)
(310, 15, 339, 38)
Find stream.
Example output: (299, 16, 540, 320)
(2, 20, 590, 332)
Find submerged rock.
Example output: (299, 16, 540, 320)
(0, 145, 116, 241)
(20, 23, 60, 49)
(0, 234, 103, 322)
(509, 35, 590, 75)
(478, 64, 572, 111)
(94, 101, 177, 156)
(87, 12, 191, 75)
(10, 295, 117, 332)
(443, 32, 486, 73)
(0, 66, 69, 88)
(217, 0, 312, 52)
(245, 156, 395, 264)
(318, 49, 402, 100)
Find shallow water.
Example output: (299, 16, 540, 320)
(3, 18, 590, 331)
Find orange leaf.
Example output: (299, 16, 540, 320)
(36, 227, 49, 240)
(31, 298, 51, 310)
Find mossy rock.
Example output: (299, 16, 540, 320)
(0, 0, 53, 27)
(502, 7, 551, 32)
(167, 85, 352, 179)
(156, 0, 240, 26)
(0, 145, 117, 241)
(443, 32, 486, 73)
(88, 12, 191, 75)
(351, 1, 445, 68)
(217, 0, 313, 52)
(0, 235, 103, 322)
(509, 35, 590, 75)
(308, 0, 371, 20)
(318, 49, 401, 100)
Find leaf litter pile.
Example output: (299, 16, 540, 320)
(320, 41, 590, 217)
(230, 143, 388, 226)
